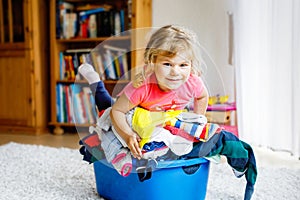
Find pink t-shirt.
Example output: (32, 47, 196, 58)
(122, 73, 205, 111)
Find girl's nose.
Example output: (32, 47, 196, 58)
(170, 65, 179, 75)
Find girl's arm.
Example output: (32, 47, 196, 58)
(193, 85, 209, 115)
(110, 94, 142, 159)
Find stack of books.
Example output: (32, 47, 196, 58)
(56, 1, 125, 39)
(59, 45, 129, 81)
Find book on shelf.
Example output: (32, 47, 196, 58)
(121, 53, 129, 80)
(64, 55, 76, 81)
(102, 45, 129, 80)
(65, 48, 92, 53)
(120, 10, 125, 33)
(60, 49, 92, 81)
(56, 83, 97, 124)
(64, 85, 73, 123)
(56, 84, 68, 123)
(62, 12, 77, 39)
(71, 84, 85, 124)
(59, 52, 65, 80)
(56, 84, 63, 122)
(82, 87, 96, 124)
(79, 7, 108, 38)
(90, 50, 106, 80)
(79, 7, 106, 19)
(57, 0, 75, 39)
(104, 49, 118, 80)
(56, 0, 126, 39)
(59, 45, 129, 82)
(74, 85, 96, 124)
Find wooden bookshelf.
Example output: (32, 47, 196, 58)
(49, 0, 152, 134)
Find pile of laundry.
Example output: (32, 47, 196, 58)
(79, 108, 257, 200)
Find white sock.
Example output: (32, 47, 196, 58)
(78, 63, 100, 84)
(169, 135, 193, 156)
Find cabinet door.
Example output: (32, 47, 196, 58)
(0, 0, 35, 127)
(0, 49, 34, 127)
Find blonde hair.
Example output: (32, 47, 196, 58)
(144, 25, 203, 76)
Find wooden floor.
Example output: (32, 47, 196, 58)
(0, 132, 81, 149)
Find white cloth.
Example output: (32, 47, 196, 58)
(145, 127, 193, 156)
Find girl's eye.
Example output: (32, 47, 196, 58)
(163, 63, 172, 66)
(161, 62, 190, 68)
(180, 63, 189, 67)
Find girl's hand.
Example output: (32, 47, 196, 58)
(109, 94, 143, 159)
(126, 134, 142, 159)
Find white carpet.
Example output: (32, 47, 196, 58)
(0, 142, 299, 200)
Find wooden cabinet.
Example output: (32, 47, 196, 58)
(49, 0, 152, 134)
(0, 0, 49, 134)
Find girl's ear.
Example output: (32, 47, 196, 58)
(145, 63, 154, 75)
(132, 64, 153, 88)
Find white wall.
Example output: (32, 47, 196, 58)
(152, 0, 236, 101)
(151, 0, 300, 156)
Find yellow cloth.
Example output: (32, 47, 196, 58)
(132, 107, 185, 147)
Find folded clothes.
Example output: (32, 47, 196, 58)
(79, 133, 105, 163)
(164, 122, 222, 142)
(79, 132, 173, 163)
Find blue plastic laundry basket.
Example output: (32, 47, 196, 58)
(94, 158, 210, 200)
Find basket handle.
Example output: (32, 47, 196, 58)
(136, 159, 158, 182)
(182, 163, 201, 175)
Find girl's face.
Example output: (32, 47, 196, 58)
(154, 52, 192, 92)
